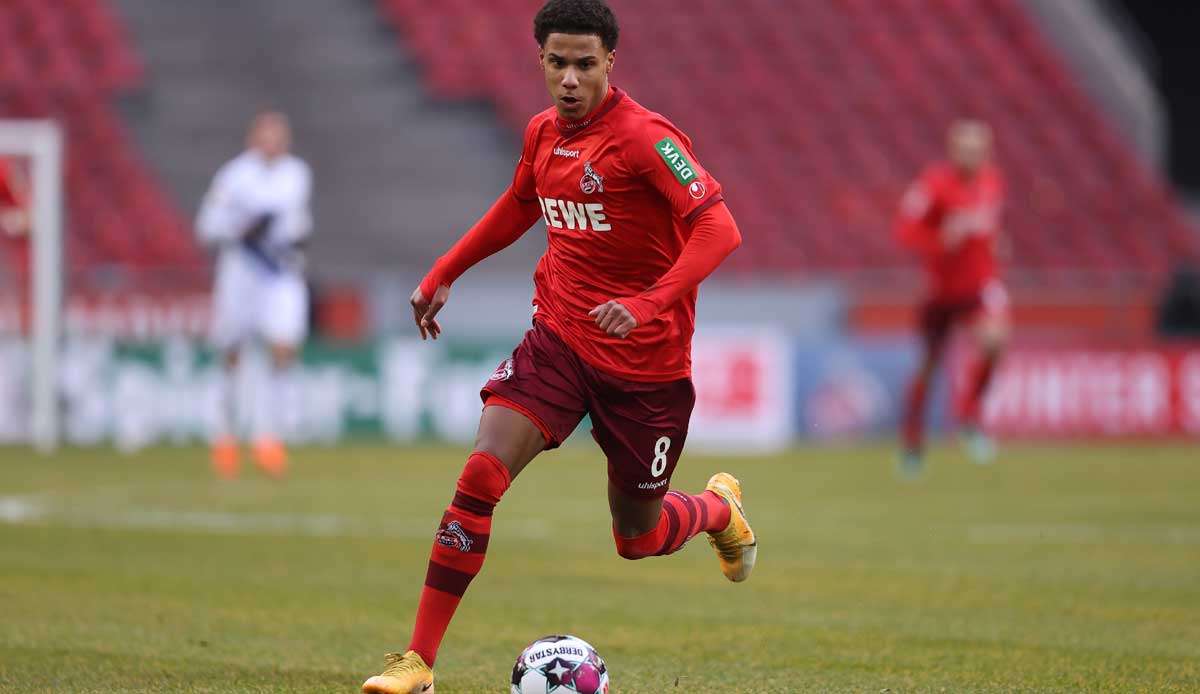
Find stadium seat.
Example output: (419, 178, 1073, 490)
(375, 0, 1199, 288)
(0, 0, 203, 287)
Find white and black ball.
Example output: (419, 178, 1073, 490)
(511, 634, 609, 694)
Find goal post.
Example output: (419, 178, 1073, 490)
(0, 120, 64, 453)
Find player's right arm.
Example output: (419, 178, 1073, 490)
(411, 118, 546, 339)
(894, 169, 942, 257)
(195, 161, 247, 246)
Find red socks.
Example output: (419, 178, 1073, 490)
(902, 375, 929, 452)
(613, 490, 731, 559)
(959, 353, 999, 425)
(408, 451, 510, 666)
(906, 351, 999, 451)
(407, 457, 731, 664)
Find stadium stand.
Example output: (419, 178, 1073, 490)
(377, 0, 1200, 288)
(0, 0, 202, 283)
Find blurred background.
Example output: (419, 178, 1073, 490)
(3, 2, 1200, 691)
(1, 0, 1199, 450)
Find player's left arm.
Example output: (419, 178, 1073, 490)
(270, 160, 314, 245)
(590, 121, 740, 338)
(591, 202, 741, 337)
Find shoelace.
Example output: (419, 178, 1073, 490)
(381, 653, 425, 676)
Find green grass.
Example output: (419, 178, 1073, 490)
(1, 441, 1198, 693)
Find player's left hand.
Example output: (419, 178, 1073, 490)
(589, 300, 638, 339)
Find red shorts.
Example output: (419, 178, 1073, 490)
(481, 321, 695, 499)
(920, 280, 1009, 353)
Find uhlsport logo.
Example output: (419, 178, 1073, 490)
(490, 358, 514, 381)
(579, 160, 605, 195)
(553, 146, 580, 159)
(688, 180, 706, 199)
(655, 137, 698, 185)
(435, 520, 473, 552)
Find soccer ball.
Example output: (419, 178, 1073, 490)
(510, 634, 610, 693)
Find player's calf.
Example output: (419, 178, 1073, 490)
(363, 451, 511, 692)
(611, 489, 730, 560)
(408, 451, 510, 663)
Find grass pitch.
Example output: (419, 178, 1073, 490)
(0, 441, 1197, 692)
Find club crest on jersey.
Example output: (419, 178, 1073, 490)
(579, 160, 605, 195)
(435, 520, 473, 553)
(490, 358, 514, 382)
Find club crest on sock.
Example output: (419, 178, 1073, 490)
(435, 520, 473, 552)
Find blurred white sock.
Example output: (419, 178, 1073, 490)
(257, 363, 297, 442)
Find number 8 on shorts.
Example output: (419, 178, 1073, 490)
(652, 436, 671, 477)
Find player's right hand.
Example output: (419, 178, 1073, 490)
(242, 212, 275, 243)
(410, 285, 449, 340)
(0, 208, 29, 236)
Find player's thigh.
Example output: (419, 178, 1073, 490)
(259, 274, 309, 349)
(478, 323, 589, 473)
(607, 481, 664, 537)
(473, 405, 549, 481)
(209, 272, 256, 352)
(590, 377, 695, 502)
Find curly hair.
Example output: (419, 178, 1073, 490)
(533, 0, 619, 52)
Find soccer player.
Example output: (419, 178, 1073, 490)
(896, 119, 1008, 475)
(0, 156, 29, 237)
(195, 111, 312, 479)
(362, 1, 756, 691)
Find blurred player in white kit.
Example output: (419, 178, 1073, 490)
(196, 111, 312, 478)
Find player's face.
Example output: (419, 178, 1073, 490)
(948, 122, 992, 175)
(249, 114, 291, 160)
(540, 33, 614, 121)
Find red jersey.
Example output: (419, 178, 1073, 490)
(422, 87, 738, 381)
(510, 88, 724, 381)
(896, 163, 1004, 300)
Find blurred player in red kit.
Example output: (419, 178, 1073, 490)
(0, 157, 29, 237)
(0, 157, 31, 291)
(895, 120, 1008, 476)
(361, 1, 756, 691)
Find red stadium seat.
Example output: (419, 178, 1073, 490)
(0, 0, 203, 286)
(375, 0, 1199, 287)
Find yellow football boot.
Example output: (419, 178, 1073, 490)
(705, 473, 757, 582)
(362, 650, 435, 693)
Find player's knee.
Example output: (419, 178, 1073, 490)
(613, 535, 648, 560)
(268, 343, 297, 368)
(611, 527, 659, 560)
(979, 326, 1008, 356)
(916, 358, 938, 381)
(456, 451, 512, 507)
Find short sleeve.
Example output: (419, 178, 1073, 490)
(628, 116, 723, 222)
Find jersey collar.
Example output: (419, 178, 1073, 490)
(554, 86, 625, 139)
